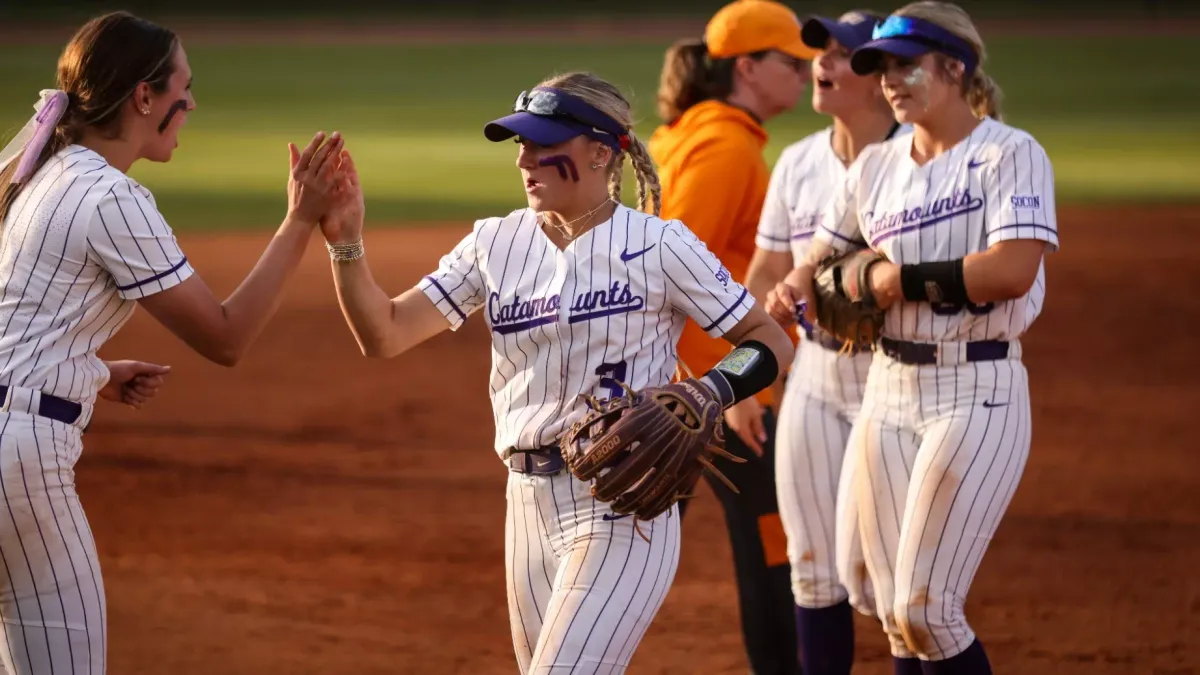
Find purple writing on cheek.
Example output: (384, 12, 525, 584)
(538, 155, 580, 182)
(158, 99, 189, 133)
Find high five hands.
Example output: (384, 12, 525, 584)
(286, 130, 364, 245)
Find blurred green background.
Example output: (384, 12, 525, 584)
(1, 2, 1196, 230)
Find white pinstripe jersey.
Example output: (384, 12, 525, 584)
(418, 204, 752, 456)
(0, 145, 194, 405)
(756, 124, 913, 309)
(815, 118, 1058, 342)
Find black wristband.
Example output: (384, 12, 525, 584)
(699, 340, 779, 409)
(899, 259, 969, 305)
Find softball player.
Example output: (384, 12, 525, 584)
(745, 11, 908, 675)
(767, 2, 1056, 673)
(0, 12, 342, 673)
(316, 72, 794, 674)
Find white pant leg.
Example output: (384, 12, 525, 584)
(776, 340, 874, 614)
(521, 472, 680, 675)
(852, 356, 923, 658)
(892, 360, 1031, 661)
(506, 471, 562, 674)
(775, 390, 850, 609)
(0, 413, 105, 675)
(833, 422, 875, 618)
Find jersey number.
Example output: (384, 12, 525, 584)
(930, 300, 995, 316)
(595, 361, 629, 400)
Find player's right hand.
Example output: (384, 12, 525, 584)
(770, 264, 818, 327)
(287, 131, 344, 224)
(320, 149, 365, 245)
(765, 283, 797, 327)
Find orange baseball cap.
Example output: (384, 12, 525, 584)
(704, 0, 819, 60)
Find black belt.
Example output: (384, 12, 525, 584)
(507, 446, 566, 475)
(804, 326, 848, 352)
(0, 385, 83, 426)
(879, 338, 1009, 365)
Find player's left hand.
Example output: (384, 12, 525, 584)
(99, 360, 171, 410)
(867, 260, 901, 310)
(723, 396, 767, 456)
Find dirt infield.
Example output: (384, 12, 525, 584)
(86, 204, 1199, 674)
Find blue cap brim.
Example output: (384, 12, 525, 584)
(483, 111, 588, 146)
(802, 17, 874, 51)
(850, 38, 934, 75)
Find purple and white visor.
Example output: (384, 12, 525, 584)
(484, 87, 630, 151)
(850, 15, 979, 77)
(801, 13, 880, 51)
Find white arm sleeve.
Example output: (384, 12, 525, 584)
(417, 224, 487, 331)
(984, 137, 1059, 251)
(755, 150, 793, 253)
(812, 160, 868, 254)
(87, 181, 194, 300)
(660, 221, 752, 338)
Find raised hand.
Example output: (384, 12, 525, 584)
(287, 131, 345, 224)
(320, 149, 365, 245)
(99, 360, 171, 410)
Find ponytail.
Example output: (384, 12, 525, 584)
(655, 39, 740, 124)
(0, 122, 76, 225)
(656, 39, 708, 124)
(966, 67, 1003, 121)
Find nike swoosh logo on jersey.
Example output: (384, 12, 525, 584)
(982, 400, 1009, 408)
(967, 158, 987, 169)
(620, 244, 655, 262)
(602, 513, 631, 521)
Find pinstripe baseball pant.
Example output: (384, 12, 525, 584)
(0, 410, 106, 674)
(852, 351, 1031, 661)
(505, 471, 680, 674)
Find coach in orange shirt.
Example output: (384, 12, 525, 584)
(648, 2, 814, 674)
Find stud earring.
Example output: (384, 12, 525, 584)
(591, 163, 602, 170)
(140, 108, 150, 115)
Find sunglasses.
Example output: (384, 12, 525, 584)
(513, 89, 614, 136)
(770, 51, 810, 73)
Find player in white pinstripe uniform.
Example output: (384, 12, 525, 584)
(0, 12, 344, 674)
(315, 72, 794, 674)
(744, 11, 908, 675)
(767, 3, 1056, 673)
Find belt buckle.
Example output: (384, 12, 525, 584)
(508, 448, 564, 475)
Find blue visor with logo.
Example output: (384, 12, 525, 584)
(484, 87, 630, 151)
(801, 13, 880, 51)
(850, 15, 979, 77)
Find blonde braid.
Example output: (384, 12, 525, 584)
(626, 136, 662, 216)
(607, 152, 626, 205)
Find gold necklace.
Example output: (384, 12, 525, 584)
(541, 198, 613, 242)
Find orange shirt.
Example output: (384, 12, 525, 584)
(648, 100, 775, 405)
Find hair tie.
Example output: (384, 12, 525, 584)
(618, 134, 632, 151)
(0, 90, 70, 185)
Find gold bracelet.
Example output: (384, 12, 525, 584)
(326, 239, 364, 263)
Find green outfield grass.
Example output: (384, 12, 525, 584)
(1, 35, 1195, 230)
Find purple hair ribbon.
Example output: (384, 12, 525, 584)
(0, 90, 70, 185)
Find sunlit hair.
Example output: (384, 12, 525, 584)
(894, 1, 1003, 120)
(540, 72, 661, 216)
(0, 11, 178, 224)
